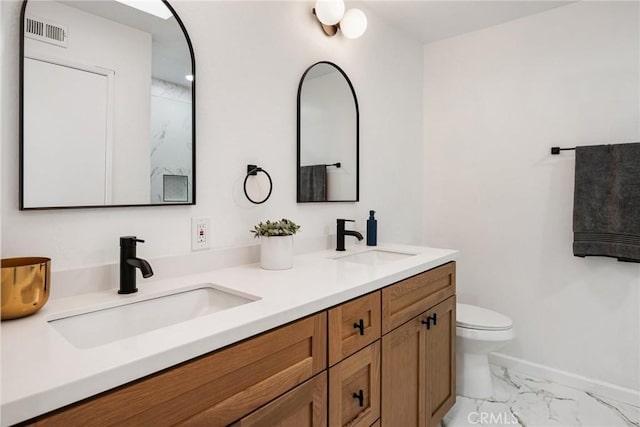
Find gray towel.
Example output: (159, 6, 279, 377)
(299, 165, 327, 202)
(573, 143, 640, 262)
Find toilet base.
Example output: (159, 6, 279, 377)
(456, 351, 494, 399)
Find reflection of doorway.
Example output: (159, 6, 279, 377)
(23, 57, 114, 207)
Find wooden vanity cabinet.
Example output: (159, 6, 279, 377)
(381, 263, 456, 427)
(26, 262, 456, 427)
(30, 313, 326, 427)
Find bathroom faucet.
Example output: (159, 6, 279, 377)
(336, 219, 364, 251)
(119, 236, 153, 294)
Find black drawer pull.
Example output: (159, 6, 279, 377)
(353, 318, 365, 335)
(353, 389, 364, 407)
(421, 314, 438, 330)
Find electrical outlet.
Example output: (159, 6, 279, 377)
(191, 217, 211, 251)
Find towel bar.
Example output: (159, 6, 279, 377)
(551, 147, 576, 155)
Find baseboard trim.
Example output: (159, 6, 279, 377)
(488, 352, 640, 407)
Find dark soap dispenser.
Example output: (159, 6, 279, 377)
(367, 210, 377, 246)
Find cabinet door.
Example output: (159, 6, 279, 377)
(381, 317, 425, 427)
(329, 341, 381, 427)
(231, 373, 327, 427)
(424, 296, 456, 427)
(328, 291, 381, 366)
(381, 297, 456, 427)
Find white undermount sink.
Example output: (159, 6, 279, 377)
(334, 249, 416, 265)
(48, 285, 260, 349)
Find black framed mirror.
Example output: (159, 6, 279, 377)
(19, 0, 195, 209)
(297, 61, 359, 203)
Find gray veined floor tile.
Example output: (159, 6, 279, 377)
(443, 365, 640, 427)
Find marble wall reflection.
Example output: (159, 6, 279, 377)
(149, 78, 193, 203)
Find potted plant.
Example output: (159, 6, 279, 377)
(250, 218, 301, 270)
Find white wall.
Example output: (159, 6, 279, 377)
(1, 1, 424, 271)
(423, 1, 640, 390)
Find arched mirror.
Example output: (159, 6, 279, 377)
(20, 0, 195, 209)
(297, 61, 359, 203)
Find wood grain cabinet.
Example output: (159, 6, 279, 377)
(31, 313, 326, 427)
(329, 341, 381, 427)
(26, 262, 456, 427)
(328, 291, 381, 366)
(381, 263, 456, 427)
(230, 373, 327, 427)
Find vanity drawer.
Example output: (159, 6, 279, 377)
(382, 262, 455, 334)
(328, 341, 381, 427)
(32, 313, 327, 427)
(230, 372, 327, 427)
(328, 291, 381, 366)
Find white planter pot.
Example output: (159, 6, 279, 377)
(260, 235, 294, 270)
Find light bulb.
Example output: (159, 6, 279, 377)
(185, 74, 194, 82)
(314, 0, 345, 26)
(340, 8, 367, 39)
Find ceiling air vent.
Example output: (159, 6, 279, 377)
(25, 16, 68, 48)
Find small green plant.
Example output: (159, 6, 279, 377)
(251, 218, 301, 238)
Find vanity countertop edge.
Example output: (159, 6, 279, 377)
(0, 244, 458, 426)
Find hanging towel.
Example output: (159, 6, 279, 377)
(299, 165, 327, 202)
(573, 143, 640, 262)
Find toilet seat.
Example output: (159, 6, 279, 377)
(456, 325, 515, 342)
(456, 303, 512, 331)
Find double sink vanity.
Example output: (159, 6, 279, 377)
(11, 0, 458, 425)
(1, 245, 458, 426)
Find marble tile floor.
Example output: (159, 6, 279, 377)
(442, 365, 639, 427)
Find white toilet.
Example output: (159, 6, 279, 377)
(456, 303, 515, 399)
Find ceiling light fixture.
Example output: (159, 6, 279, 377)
(313, 0, 367, 39)
(113, 0, 173, 20)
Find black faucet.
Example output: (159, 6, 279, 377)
(119, 236, 153, 294)
(336, 219, 364, 251)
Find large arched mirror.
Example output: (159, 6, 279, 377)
(20, 0, 195, 209)
(297, 61, 359, 203)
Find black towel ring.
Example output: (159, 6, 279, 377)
(244, 165, 273, 204)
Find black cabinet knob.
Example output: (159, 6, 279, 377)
(353, 319, 365, 336)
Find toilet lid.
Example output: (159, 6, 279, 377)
(456, 303, 512, 331)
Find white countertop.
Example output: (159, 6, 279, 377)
(0, 244, 458, 426)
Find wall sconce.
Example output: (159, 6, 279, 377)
(313, 0, 367, 39)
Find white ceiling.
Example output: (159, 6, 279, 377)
(362, 1, 574, 44)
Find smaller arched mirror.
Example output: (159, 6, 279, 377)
(297, 61, 359, 203)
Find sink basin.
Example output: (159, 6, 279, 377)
(335, 249, 415, 265)
(48, 285, 259, 348)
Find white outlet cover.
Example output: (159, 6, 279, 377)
(191, 217, 211, 251)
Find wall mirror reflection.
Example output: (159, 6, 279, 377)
(297, 61, 359, 203)
(20, 0, 195, 209)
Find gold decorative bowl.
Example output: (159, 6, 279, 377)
(1, 257, 51, 320)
